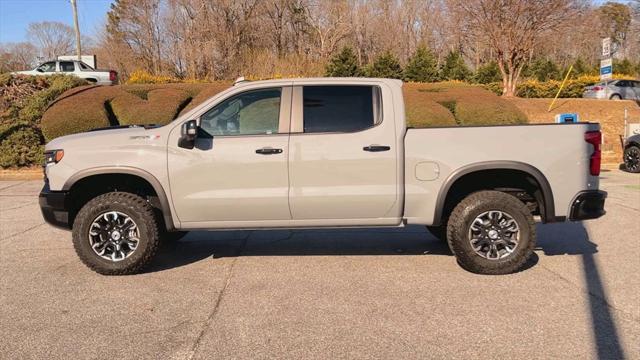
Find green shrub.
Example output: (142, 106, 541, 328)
(403, 46, 439, 82)
(0, 125, 43, 168)
(325, 47, 362, 77)
(0, 74, 86, 168)
(19, 75, 87, 124)
(367, 51, 403, 79)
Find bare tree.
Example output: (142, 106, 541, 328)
(27, 21, 75, 60)
(0, 42, 38, 72)
(448, 0, 583, 96)
(106, 0, 165, 74)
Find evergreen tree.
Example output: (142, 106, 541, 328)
(614, 58, 635, 75)
(325, 47, 361, 77)
(522, 58, 561, 81)
(367, 51, 403, 79)
(571, 58, 593, 76)
(440, 51, 471, 81)
(473, 61, 502, 84)
(403, 46, 439, 82)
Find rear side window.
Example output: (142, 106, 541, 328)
(302, 86, 381, 133)
(60, 62, 74, 72)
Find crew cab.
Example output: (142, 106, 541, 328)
(39, 78, 606, 275)
(13, 60, 117, 85)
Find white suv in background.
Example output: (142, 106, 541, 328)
(13, 60, 117, 85)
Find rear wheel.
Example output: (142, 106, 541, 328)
(610, 94, 621, 100)
(446, 191, 536, 275)
(624, 145, 640, 173)
(72, 192, 160, 275)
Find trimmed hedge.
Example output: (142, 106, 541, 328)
(404, 82, 527, 126)
(41, 83, 219, 140)
(41, 81, 526, 142)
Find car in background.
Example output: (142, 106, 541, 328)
(12, 60, 117, 85)
(623, 134, 640, 173)
(583, 79, 639, 100)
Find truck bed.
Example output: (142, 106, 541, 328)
(403, 122, 601, 224)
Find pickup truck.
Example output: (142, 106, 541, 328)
(13, 60, 117, 85)
(39, 78, 606, 275)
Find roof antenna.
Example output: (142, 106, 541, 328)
(234, 76, 248, 86)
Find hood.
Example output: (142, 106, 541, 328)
(45, 125, 166, 151)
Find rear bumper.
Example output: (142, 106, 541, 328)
(569, 190, 607, 221)
(39, 183, 71, 230)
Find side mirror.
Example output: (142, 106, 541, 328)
(178, 120, 198, 149)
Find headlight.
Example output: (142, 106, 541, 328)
(44, 149, 64, 164)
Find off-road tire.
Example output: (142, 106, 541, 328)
(72, 192, 160, 275)
(426, 225, 447, 243)
(623, 145, 640, 173)
(446, 190, 536, 275)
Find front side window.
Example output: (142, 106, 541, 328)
(60, 61, 74, 72)
(303, 86, 380, 133)
(200, 88, 281, 136)
(36, 62, 56, 72)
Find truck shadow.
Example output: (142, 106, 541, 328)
(148, 221, 624, 359)
(537, 221, 624, 360)
(150, 226, 453, 271)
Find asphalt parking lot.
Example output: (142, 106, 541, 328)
(1, 170, 638, 359)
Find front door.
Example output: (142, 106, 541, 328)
(287, 84, 399, 224)
(168, 86, 292, 225)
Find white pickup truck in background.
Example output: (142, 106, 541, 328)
(39, 78, 606, 276)
(13, 60, 117, 85)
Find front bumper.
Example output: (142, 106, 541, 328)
(39, 183, 71, 230)
(569, 190, 607, 221)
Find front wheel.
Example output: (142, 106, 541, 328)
(624, 145, 640, 173)
(610, 94, 621, 100)
(446, 191, 536, 275)
(72, 192, 161, 275)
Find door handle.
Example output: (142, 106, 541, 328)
(255, 147, 283, 155)
(363, 145, 391, 152)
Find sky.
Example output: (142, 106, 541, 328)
(0, 0, 633, 44)
(0, 0, 113, 44)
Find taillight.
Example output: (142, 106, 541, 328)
(585, 131, 601, 176)
(592, 86, 603, 91)
(109, 70, 117, 82)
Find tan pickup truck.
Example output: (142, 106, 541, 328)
(39, 78, 606, 275)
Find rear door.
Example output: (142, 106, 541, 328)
(59, 61, 75, 73)
(287, 83, 399, 225)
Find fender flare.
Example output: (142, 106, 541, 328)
(433, 161, 556, 225)
(63, 166, 176, 230)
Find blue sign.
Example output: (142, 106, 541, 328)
(600, 66, 612, 75)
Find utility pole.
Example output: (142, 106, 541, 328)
(71, 0, 82, 60)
